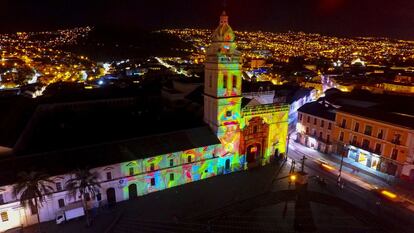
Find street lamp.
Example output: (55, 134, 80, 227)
(338, 144, 346, 184)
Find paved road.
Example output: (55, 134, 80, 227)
(287, 142, 414, 233)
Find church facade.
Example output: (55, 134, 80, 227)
(0, 12, 288, 232)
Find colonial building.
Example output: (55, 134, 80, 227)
(0, 12, 289, 232)
(296, 101, 336, 154)
(334, 106, 414, 178)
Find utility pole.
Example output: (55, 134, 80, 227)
(286, 133, 291, 161)
(300, 155, 307, 173)
(338, 151, 344, 184)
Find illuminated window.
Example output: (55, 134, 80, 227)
(328, 122, 332, 130)
(150, 163, 155, 171)
(232, 75, 237, 89)
(58, 199, 65, 208)
(170, 173, 174, 181)
(187, 155, 192, 163)
(314, 118, 317, 125)
(226, 111, 232, 117)
(169, 159, 174, 167)
(56, 182, 62, 191)
(129, 167, 134, 176)
(106, 172, 112, 180)
(0, 194, 4, 204)
(223, 75, 227, 89)
(1, 212, 8, 222)
(150, 178, 156, 186)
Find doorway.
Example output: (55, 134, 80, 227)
(106, 188, 116, 205)
(128, 184, 138, 199)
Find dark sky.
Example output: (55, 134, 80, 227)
(1, 0, 414, 39)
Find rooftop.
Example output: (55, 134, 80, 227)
(0, 126, 220, 186)
(298, 101, 337, 121)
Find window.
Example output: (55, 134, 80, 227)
(96, 193, 102, 201)
(1, 212, 8, 222)
(375, 143, 382, 154)
(170, 173, 174, 181)
(150, 178, 156, 186)
(321, 120, 324, 128)
(187, 155, 192, 163)
(319, 132, 323, 139)
(223, 75, 227, 89)
(364, 125, 372, 136)
(352, 135, 357, 144)
(129, 167, 134, 176)
(307, 116, 310, 123)
(306, 127, 309, 134)
(232, 75, 237, 89)
(328, 122, 332, 130)
(0, 194, 4, 204)
(391, 149, 398, 160)
(341, 119, 346, 128)
(312, 129, 317, 137)
(393, 134, 402, 145)
(226, 111, 232, 117)
(58, 199, 65, 208)
(106, 172, 112, 180)
(314, 118, 317, 125)
(362, 139, 370, 149)
(378, 129, 384, 139)
(169, 159, 174, 167)
(30, 205, 37, 215)
(339, 131, 344, 142)
(253, 125, 258, 133)
(354, 122, 359, 132)
(56, 182, 62, 191)
(150, 163, 155, 171)
(327, 135, 330, 143)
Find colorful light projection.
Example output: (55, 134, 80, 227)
(119, 145, 221, 199)
(240, 104, 289, 165)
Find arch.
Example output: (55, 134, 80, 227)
(106, 188, 116, 205)
(225, 159, 231, 172)
(128, 183, 138, 199)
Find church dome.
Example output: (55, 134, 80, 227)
(212, 11, 235, 42)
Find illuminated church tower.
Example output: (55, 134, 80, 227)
(204, 12, 244, 170)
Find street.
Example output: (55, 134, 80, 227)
(287, 139, 414, 233)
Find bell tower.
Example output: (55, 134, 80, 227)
(204, 11, 242, 158)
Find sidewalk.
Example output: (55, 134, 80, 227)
(289, 140, 414, 201)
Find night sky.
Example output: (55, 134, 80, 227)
(1, 0, 414, 39)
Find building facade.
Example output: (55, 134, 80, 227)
(0, 12, 289, 232)
(296, 101, 336, 154)
(334, 109, 414, 178)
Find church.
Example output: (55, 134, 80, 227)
(0, 12, 288, 231)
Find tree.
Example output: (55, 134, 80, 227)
(13, 171, 54, 233)
(65, 169, 101, 227)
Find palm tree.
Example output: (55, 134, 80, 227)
(65, 168, 100, 226)
(13, 171, 54, 233)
